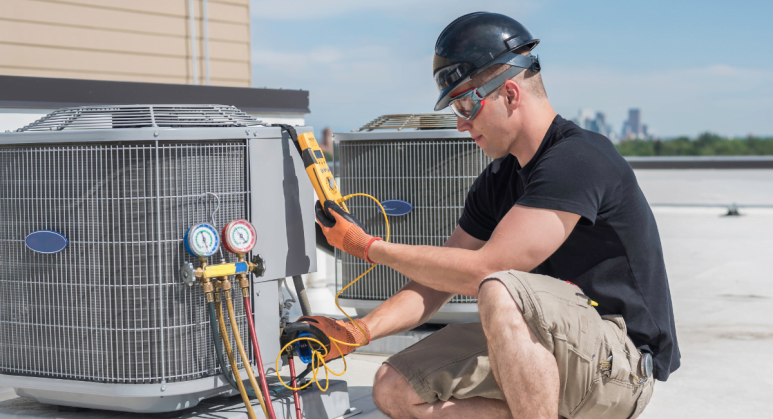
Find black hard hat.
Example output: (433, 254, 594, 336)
(433, 12, 540, 111)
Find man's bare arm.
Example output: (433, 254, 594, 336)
(361, 226, 485, 341)
(367, 204, 581, 297)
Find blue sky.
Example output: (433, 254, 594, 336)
(250, 0, 773, 138)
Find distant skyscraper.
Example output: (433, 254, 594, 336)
(621, 108, 649, 139)
(594, 111, 610, 137)
(572, 109, 613, 140)
(629, 109, 641, 134)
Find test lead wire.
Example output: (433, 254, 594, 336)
(276, 193, 389, 392)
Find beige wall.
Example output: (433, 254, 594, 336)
(0, 0, 251, 86)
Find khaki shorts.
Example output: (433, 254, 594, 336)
(386, 270, 655, 419)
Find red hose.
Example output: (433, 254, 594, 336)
(244, 296, 277, 419)
(288, 355, 303, 419)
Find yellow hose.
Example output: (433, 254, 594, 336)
(277, 193, 389, 391)
(215, 297, 259, 419)
(226, 293, 270, 419)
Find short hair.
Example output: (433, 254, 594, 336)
(471, 59, 547, 99)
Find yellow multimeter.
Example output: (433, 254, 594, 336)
(296, 132, 349, 214)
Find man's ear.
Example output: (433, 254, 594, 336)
(503, 79, 521, 109)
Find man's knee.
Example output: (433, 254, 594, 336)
(372, 363, 415, 415)
(478, 277, 529, 336)
(478, 276, 518, 316)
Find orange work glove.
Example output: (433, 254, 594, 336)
(315, 200, 382, 263)
(283, 316, 371, 362)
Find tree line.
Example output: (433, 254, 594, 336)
(615, 133, 773, 156)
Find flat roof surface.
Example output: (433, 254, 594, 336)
(634, 169, 773, 206)
(1, 169, 771, 418)
(627, 156, 773, 169)
(635, 206, 773, 418)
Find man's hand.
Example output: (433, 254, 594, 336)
(283, 315, 370, 362)
(315, 200, 382, 262)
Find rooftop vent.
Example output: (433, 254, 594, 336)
(16, 104, 264, 132)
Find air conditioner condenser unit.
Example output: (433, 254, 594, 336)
(0, 105, 330, 414)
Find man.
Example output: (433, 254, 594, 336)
(295, 12, 680, 419)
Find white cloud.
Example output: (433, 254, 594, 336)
(251, 0, 384, 21)
(252, 40, 437, 129)
(308, 46, 345, 64)
(251, 46, 348, 76)
(251, 0, 542, 24)
(249, 0, 546, 133)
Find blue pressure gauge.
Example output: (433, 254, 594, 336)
(184, 223, 220, 258)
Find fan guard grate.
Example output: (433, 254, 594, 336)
(356, 113, 456, 132)
(17, 105, 265, 132)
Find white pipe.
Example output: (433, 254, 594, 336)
(189, 0, 198, 84)
(203, 0, 210, 85)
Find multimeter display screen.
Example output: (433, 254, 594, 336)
(314, 150, 324, 159)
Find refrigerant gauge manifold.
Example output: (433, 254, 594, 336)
(180, 220, 265, 286)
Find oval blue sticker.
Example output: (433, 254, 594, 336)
(379, 200, 414, 216)
(25, 230, 68, 254)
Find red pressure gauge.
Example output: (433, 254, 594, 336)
(221, 219, 257, 255)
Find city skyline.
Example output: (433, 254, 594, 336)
(573, 107, 652, 142)
(250, 0, 772, 137)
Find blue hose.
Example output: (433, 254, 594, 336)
(207, 301, 258, 398)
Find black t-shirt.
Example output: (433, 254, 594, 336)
(459, 115, 680, 381)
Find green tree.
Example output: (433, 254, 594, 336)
(615, 133, 773, 156)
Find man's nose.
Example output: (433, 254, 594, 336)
(457, 116, 471, 132)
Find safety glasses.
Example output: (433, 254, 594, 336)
(442, 54, 541, 120)
(449, 88, 488, 120)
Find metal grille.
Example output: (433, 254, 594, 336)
(16, 105, 264, 132)
(335, 138, 492, 303)
(0, 141, 252, 384)
(357, 113, 456, 131)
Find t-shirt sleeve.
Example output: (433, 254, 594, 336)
(516, 141, 620, 225)
(458, 168, 498, 241)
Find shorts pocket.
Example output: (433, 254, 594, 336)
(569, 317, 640, 419)
(570, 378, 638, 419)
(555, 339, 594, 416)
(531, 289, 599, 361)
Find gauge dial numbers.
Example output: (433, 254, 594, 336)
(222, 219, 257, 255)
(184, 223, 220, 258)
